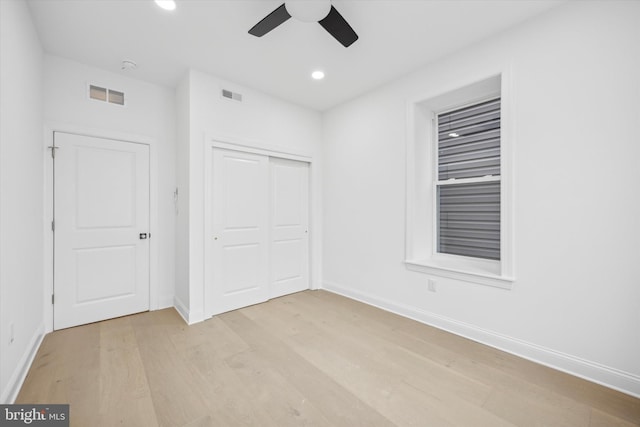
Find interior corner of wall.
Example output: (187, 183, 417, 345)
(172, 295, 190, 325)
(173, 294, 204, 326)
(0, 322, 45, 404)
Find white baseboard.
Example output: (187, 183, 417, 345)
(172, 296, 204, 325)
(322, 281, 640, 399)
(173, 296, 190, 324)
(1, 323, 45, 404)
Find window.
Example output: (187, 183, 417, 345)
(405, 74, 513, 289)
(436, 98, 501, 260)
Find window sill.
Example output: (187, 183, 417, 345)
(405, 258, 514, 290)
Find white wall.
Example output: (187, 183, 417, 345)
(175, 74, 191, 314)
(322, 1, 640, 396)
(0, 0, 45, 403)
(43, 55, 177, 313)
(175, 69, 323, 323)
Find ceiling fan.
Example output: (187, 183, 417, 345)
(248, 0, 358, 47)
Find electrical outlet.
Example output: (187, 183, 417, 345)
(427, 279, 437, 292)
(10, 322, 14, 344)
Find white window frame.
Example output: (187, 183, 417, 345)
(405, 73, 514, 289)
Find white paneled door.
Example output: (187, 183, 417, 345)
(54, 132, 150, 330)
(207, 147, 310, 316)
(210, 148, 270, 314)
(269, 158, 309, 299)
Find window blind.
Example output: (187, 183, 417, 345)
(438, 182, 500, 260)
(438, 98, 501, 180)
(437, 98, 501, 260)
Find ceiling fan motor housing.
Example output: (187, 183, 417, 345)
(285, 0, 331, 22)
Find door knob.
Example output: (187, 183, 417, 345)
(139, 233, 148, 240)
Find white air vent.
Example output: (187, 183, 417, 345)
(222, 89, 242, 102)
(89, 85, 107, 101)
(89, 84, 125, 106)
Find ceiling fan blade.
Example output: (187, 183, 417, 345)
(248, 4, 291, 37)
(318, 5, 358, 47)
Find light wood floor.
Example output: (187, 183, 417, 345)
(17, 290, 640, 426)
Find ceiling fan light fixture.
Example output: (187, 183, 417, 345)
(311, 70, 325, 80)
(155, 0, 176, 11)
(285, 0, 331, 23)
(249, 0, 358, 48)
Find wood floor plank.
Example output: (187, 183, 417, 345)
(169, 315, 249, 360)
(183, 338, 288, 425)
(274, 292, 494, 403)
(15, 290, 640, 426)
(291, 329, 502, 427)
(129, 311, 215, 427)
(220, 309, 396, 426)
(590, 408, 640, 427)
(98, 317, 158, 427)
(16, 331, 72, 404)
(16, 322, 102, 426)
(482, 384, 592, 427)
(224, 348, 333, 426)
(134, 310, 275, 427)
(181, 414, 215, 427)
(261, 295, 513, 426)
(305, 290, 640, 424)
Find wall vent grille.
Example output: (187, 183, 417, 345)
(89, 84, 125, 106)
(222, 89, 242, 102)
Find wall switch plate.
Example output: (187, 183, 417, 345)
(428, 279, 437, 292)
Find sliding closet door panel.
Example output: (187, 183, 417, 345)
(210, 148, 269, 314)
(270, 158, 310, 298)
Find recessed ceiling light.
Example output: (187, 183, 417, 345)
(155, 0, 176, 11)
(311, 70, 325, 80)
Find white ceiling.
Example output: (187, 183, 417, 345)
(27, 0, 564, 111)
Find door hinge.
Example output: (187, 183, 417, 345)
(51, 220, 55, 232)
(48, 145, 59, 159)
(51, 294, 55, 304)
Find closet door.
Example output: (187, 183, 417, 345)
(210, 148, 269, 314)
(269, 158, 310, 298)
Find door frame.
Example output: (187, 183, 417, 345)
(43, 124, 159, 333)
(203, 135, 316, 319)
